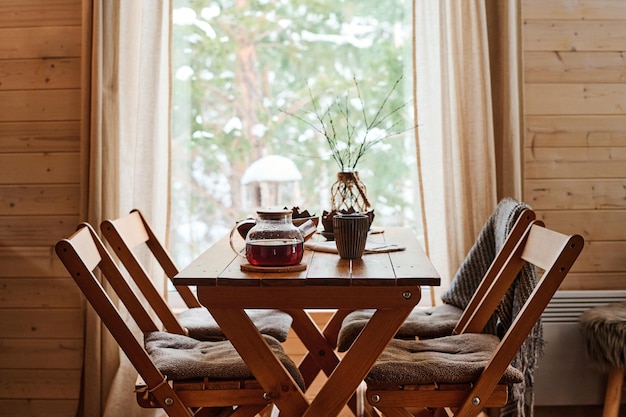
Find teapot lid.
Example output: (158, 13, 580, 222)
(256, 208, 292, 220)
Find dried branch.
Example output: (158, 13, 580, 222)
(282, 73, 411, 171)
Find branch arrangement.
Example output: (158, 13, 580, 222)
(285, 74, 413, 171)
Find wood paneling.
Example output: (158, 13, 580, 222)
(0, 153, 80, 184)
(522, 0, 626, 293)
(523, 0, 626, 20)
(0, 308, 83, 339)
(0, 278, 82, 308)
(0, 121, 81, 153)
(525, 116, 626, 147)
(536, 210, 626, 240)
(526, 180, 626, 211)
(0, 1, 84, 412)
(524, 147, 626, 178)
(0, 399, 78, 417)
(0, 58, 81, 90)
(563, 272, 626, 290)
(0, 339, 82, 369)
(0, 370, 81, 399)
(570, 241, 626, 272)
(524, 51, 626, 83)
(0, 27, 81, 59)
(0, 185, 80, 215)
(525, 84, 626, 115)
(524, 21, 626, 51)
(0, 247, 69, 277)
(0, 0, 81, 28)
(0, 90, 80, 122)
(0, 215, 80, 246)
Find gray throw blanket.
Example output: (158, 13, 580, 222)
(441, 197, 541, 417)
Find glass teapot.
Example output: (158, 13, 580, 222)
(229, 208, 305, 267)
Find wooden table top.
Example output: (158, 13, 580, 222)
(174, 226, 441, 288)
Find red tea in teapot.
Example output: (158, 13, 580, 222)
(245, 239, 304, 266)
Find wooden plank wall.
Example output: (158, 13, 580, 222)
(0, 0, 84, 416)
(522, 0, 626, 290)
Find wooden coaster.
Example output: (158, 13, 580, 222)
(240, 263, 307, 273)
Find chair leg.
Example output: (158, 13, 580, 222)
(602, 367, 624, 417)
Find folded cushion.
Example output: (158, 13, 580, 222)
(177, 307, 292, 342)
(337, 304, 463, 352)
(145, 331, 305, 390)
(365, 333, 523, 389)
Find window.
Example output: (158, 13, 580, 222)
(170, 0, 422, 267)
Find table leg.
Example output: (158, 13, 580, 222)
(289, 309, 363, 416)
(302, 306, 415, 417)
(287, 309, 342, 385)
(208, 308, 309, 416)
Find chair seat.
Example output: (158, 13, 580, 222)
(145, 331, 305, 390)
(365, 333, 524, 389)
(177, 307, 293, 342)
(337, 304, 463, 352)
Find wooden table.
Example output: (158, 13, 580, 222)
(174, 227, 440, 417)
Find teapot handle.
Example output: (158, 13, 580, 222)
(229, 219, 255, 258)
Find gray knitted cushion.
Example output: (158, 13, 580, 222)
(579, 301, 626, 371)
(337, 304, 463, 352)
(177, 307, 293, 342)
(365, 333, 523, 389)
(145, 331, 305, 390)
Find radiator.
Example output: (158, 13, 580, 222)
(534, 290, 626, 406)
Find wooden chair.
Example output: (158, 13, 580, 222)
(100, 209, 293, 342)
(362, 221, 584, 417)
(56, 223, 305, 417)
(337, 202, 536, 352)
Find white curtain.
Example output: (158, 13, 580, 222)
(413, 0, 522, 289)
(83, 1, 172, 416)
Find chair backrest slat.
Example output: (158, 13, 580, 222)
(112, 210, 151, 248)
(520, 223, 571, 270)
(70, 225, 103, 270)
